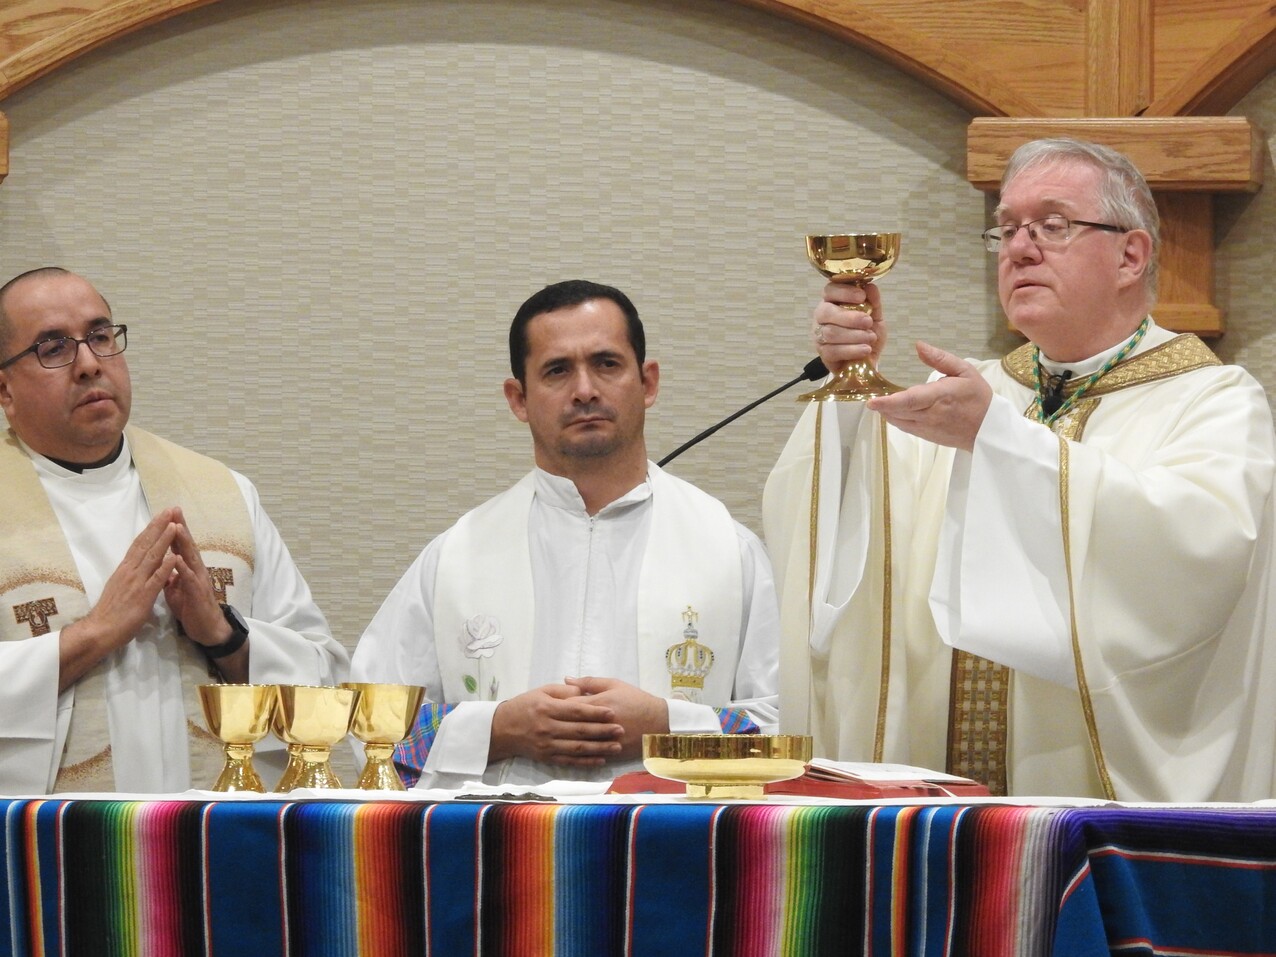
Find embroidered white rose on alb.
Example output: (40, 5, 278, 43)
(459, 614, 503, 699)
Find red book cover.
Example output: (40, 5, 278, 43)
(608, 763, 989, 800)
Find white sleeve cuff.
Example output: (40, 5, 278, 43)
(0, 633, 65, 795)
(0, 632, 61, 740)
(422, 700, 497, 776)
(666, 698, 722, 733)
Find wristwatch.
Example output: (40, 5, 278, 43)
(205, 603, 249, 659)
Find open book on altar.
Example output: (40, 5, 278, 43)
(608, 757, 989, 799)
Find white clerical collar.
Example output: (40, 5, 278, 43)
(25, 433, 134, 486)
(1039, 316, 1155, 378)
(532, 465, 653, 517)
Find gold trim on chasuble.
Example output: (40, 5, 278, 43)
(808, 406, 893, 764)
(997, 331, 1220, 799)
(1001, 332, 1221, 404)
(874, 416, 892, 762)
(807, 403, 823, 739)
(1058, 437, 1115, 799)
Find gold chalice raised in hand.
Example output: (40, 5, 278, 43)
(198, 683, 278, 792)
(799, 233, 904, 401)
(341, 681, 426, 791)
(274, 684, 359, 791)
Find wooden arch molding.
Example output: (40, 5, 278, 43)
(0, 0, 1271, 334)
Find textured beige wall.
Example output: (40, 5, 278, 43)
(0, 0, 1270, 661)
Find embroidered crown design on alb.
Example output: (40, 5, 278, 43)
(666, 606, 714, 700)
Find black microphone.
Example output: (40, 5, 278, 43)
(1041, 369, 1073, 417)
(657, 357, 829, 467)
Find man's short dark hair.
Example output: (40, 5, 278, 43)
(509, 280, 645, 382)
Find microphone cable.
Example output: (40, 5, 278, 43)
(657, 357, 829, 467)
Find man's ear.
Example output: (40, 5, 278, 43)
(503, 377, 529, 423)
(0, 372, 13, 417)
(641, 360, 659, 409)
(1118, 229, 1154, 290)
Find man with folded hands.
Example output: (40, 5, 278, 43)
(352, 280, 779, 788)
(0, 267, 347, 794)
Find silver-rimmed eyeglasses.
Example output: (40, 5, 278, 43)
(982, 214, 1128, 253)
(0, 324, 128, 370)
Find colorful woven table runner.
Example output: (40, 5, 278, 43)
(7, 798, 1273, 956)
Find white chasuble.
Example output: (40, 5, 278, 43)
(433, 465, 743, 707)
(764, 322, 1276, 802)
(0, 427, 254, 794)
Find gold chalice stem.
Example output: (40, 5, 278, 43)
(294, 745, 343, 790)
(799, 298, 903, 402)
(357, 743, 406, 791)
(806, 384, 895, 763)
(276, 743, 306, 792)
(214, 742, 266, 793)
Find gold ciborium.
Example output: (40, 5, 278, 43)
(799, 233, 904, 401)
(198, 683, 278, 793)
(274, 684, 359, 791)
(341, 682, 426, 791)
(642, 733, 813, 800)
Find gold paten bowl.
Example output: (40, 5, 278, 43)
(642, 733, 812, 800)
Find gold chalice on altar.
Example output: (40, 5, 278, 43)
(341, 682, 426, 791)
(642, 733, 812, 800)
(198, 683, 278, 793)
(273, 684, 359, 791)
(272, 706, 305, 792)
(799, 233, 904, 401)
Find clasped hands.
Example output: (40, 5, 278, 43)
(61, 506, 241, 690)
(812, 282, 992, 451)
(489, 677, 669, 767)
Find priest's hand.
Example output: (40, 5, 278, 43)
(866, 342, 992, 452)
(489, 683, 624, 767)
(812, 281, 887, 372)
(164, 509, 248, 681)
(566, 676, 670, 760)
(57, 508, 182, 692)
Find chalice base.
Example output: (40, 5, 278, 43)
(276, 745, 305, 793)
(798, 361, 904, 402)
(357, 744, 406, 790)
(292, 747, 344, 790)
(357, 761, 406, 790)
(213, 744, 266, 793)
(686, 782, 766, 800)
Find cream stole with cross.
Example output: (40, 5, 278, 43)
(0, 427, 254, 793)
(433, 465, 743, 707)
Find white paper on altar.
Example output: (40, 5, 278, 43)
(807, 758, 978, 785)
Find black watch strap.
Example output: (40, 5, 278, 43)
(205, 603, 249, 659)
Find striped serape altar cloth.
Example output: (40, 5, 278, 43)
(4, 798, 1276, 956)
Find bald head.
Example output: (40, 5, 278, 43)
(0, 268, 77, 358)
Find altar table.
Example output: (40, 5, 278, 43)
(3, 796, 1276, 956)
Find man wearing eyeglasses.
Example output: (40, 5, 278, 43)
(0, 267, 348, 794)
(764, 138, 1276, 802)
